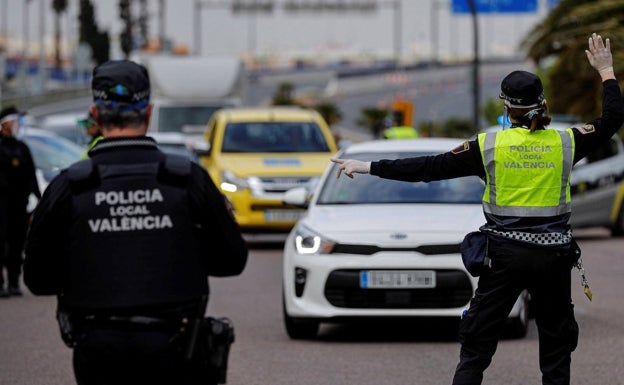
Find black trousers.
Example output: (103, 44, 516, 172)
(0, 202, 29, 289)
(452, 239, 579, 385)
(73, 326, 216, 385)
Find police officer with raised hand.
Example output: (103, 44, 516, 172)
(23, 60, 248, 385)
(331, 32, 623, 385)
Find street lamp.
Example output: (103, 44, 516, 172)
(393, 0, 401, 67)
(430, 0, 448, 63)
(378, 0, 402, 68)
(468, 0, 479, 131)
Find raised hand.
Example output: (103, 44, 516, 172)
(585, 32, 613, 77)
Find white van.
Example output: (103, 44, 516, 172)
(136, 54, 246, 147)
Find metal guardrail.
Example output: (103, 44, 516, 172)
(1, 86, 90, 113)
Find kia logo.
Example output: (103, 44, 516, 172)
(390, 232, 407, 240)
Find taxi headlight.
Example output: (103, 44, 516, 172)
(221, 170, 248, 192)
(294, 224, 335, 255)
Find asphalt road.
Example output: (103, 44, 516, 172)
(1, 227, 623, 385)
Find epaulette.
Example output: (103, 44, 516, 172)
(67, 159, 94, 183)
(163, 154, 191, 177)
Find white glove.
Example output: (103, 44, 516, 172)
(585, 32, 613, 74)
(331, 158, 371, 179)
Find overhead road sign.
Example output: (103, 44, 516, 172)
(452, 0, 538, 14)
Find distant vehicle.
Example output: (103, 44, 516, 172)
(37, 112, 91, 147)
(149, 132, 198, 161)
(20, 126, 84, 187)
(281, 138, 530, 339)
(19, 127, 84, 211)
(197, 106, 339, 232)
(570, 134, 624, 235)
(480, 122, 624, 236)
(137, 55, 245, 143)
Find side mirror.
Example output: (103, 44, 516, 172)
(192, 140, 211, 156)
(283, 187, 309, 208)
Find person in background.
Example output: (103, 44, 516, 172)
(382, 112, 419, 139)
(78, 111, 103, 159)
(0, 106, 41, 298)
(23, 60, 248, 385)
(330, 33, 623, 385)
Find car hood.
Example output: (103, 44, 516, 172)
(219, 153, 333, 177)
(301, 204, 485, 245)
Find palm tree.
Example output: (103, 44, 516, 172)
(52, 0, 68, 71)
(520, 0, 624, 120)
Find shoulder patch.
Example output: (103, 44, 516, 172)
(451, 141, 470, 154)
(576, 124, 596, 135)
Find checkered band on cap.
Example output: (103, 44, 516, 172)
(91, 60, 151, 111)
(499, 70, 544, 108)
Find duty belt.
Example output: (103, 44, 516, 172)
(481, 228, 572, 245)
(83, 315, 181, 330)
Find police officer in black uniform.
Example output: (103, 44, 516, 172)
(0, 106, 40, 298)
(331, 33, 623, 385)
(24, 60, 248, 385)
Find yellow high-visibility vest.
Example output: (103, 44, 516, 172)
(477, 127, 575, 217)
(383, 126, 419, 139)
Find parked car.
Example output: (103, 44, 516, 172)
(19, 126, 84, 211)
(570, 134, 624, 235)
(480, 122, 624, 236)
(196, 106, 339, 232)
(281, 138, 530, 339)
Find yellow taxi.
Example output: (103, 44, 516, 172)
(198, 107, 338, 232)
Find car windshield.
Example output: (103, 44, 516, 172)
(21, 132, 84, 180)
(221, 122, 331, 153)
(40, 120, 91, 146)
(158, 106, 226, 134)
(317, 151, 485, 204)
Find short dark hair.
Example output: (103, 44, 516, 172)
(95, 105, 149, 129)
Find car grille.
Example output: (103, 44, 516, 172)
(259, 176, 311, 193)
(324, 269, 472, 309)
(330, 243, 461, 255)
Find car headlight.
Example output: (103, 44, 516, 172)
(294, 224, 335, 255)
(221, 170, 248, 192)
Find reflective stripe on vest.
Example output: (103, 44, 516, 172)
(478, 128, 575, 217)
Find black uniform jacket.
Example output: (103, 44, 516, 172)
(0, 136, 41, 207)
(23, 137, 248, 302)
(370, 79, 624, 234)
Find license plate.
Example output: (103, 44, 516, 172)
(264, 210, 305, 222)
(360, 270, 436, 289)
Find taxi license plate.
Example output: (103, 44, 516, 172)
(360, 270, 436, 289)
(264, 210, 305, 222)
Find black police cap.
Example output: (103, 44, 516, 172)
(91, 60, 151, 110)
(499, 70, 544, 108)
